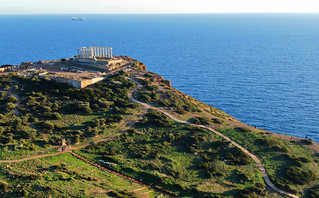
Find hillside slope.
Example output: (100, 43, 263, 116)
(0, 66, 318, 197)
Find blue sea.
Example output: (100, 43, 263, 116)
(0, 14, 319, 141)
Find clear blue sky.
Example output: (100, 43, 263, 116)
(1, 0, 319, 14)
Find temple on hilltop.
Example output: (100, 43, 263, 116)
(77, 46, 113, 59)
(74, 46, 127, 70)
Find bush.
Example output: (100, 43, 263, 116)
(281, 154, 312, 166)
(235, 126, 251, 133)
(237, 183, 268, 198)
(108, 190, 138, 198)
(40, 121, 54, 132)
(306, 185, 319, 198)
(301, 139, 313, 145)
(190, 117, 212, 125)
(28, 116, 39, 122)
(143, 110, 173, 127)
(285, 166, 316, 185)
(0, 181, 9, 191)
(226, 147, 251, 165)
(8, 95, 18, 103)
(211, 118, 223, 124)
(52, 112, 62, 120)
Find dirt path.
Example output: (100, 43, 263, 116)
(128, 78, 299, 198)
(0, 151, 66, 163)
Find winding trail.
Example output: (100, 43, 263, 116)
(129, 78, 299, 198)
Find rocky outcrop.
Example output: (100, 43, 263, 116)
(164, 80, 172, 87)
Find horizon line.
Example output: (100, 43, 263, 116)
(1, 12, 319, 15)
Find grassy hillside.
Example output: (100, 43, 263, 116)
(0, 153, 160, 197)
(0, 67, 318, 197)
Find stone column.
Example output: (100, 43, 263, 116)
(110, 48, 113, 58)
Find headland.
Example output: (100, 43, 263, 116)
(0, 47, 318, 198)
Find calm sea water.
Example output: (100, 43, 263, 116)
(0, 14, 319, 141)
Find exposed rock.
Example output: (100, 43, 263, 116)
(164, 80, 172, 87)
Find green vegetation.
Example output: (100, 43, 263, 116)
(75, 110, 266, 197)
(0, 73, 139, 158)
(0, 67, 318, 197)
(217, 126, 319, 195)
(0, 153, 159, 197)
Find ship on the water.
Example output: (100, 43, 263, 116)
(72, 17, 85, 21)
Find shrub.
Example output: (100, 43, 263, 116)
(8, 95, 18, 103)
(52, 112, 62, 120)
(306, 185, 319, 198)
(143, 110, 173, 127)
(281, 154, 312, 166)
(285, 166, 316, 185)
(28, 116, 39, 122)
(0, 181, 9, 191)
(176, 109, 187, 115)
(190, 117, 212, 125)
(40, 121, 54, 132)
(235, 126, 251, 133)
(4, 102, 15, 111)
(108, 190, 138, 198)
(144, 73, 153, 78)
(256, 138, 278, 146)
(226, 147, 251, 165)
(211, 118, 223, 124)
(159, 99, 170, 107)
(237, 183, 268, 198)
(301, 139, 313, 145)
(198, 162, 226, 178)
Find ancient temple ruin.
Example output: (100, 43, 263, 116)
(78, 46, 113, 59)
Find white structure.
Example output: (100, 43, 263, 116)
(78, 46, 113, 59)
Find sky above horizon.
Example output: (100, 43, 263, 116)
(1, 0, 319, 14)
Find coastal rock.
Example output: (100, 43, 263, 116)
(164, 80, 172, 87)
